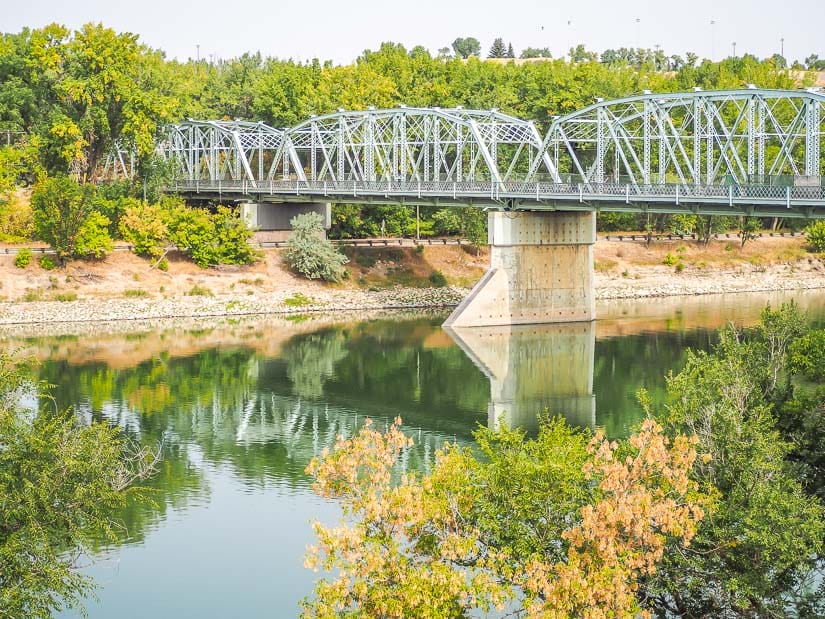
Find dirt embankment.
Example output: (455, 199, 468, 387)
(0, 236, 823, 325)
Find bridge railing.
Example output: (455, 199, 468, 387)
(168, 178, 825, 205)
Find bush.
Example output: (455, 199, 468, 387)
(428, 270, 448, 287)
(166, 206, 216, 268)
(14, 249, 32, 268)
(212, 206, 259, 265)
(38, 255, 56, 270)
(74, 211, 113, 259)
(790, 329, 825, 381)
(0, 193, 34, 242)
(166, 205, 258, 268)
(284, 212, 348, 282)
(804, 220, 825, 252)
(662, 253, 677, 266)
(119, 202, 168, 258)
(31, 176, 94, 263)
(186, 284, 212, 296)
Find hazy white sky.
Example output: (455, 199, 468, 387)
(4, 0, 824, 65)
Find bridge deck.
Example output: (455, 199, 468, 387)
(172, 179, 825, 218)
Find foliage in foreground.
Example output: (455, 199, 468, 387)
(646, 304, 825, 616)
(284, 212, 348, 282)
(304, 417, 706, 617)
(0, 353, 158, 618)
(303, 303, 825, 617)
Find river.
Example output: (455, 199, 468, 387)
(2, 290, 823, 618)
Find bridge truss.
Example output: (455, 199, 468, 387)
(156, 88, 825, 217)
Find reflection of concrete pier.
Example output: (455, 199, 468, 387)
(445, 322, 595, 432)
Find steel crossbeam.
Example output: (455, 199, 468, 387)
(140, 88, 825, 216)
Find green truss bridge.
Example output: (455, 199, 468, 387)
(107, 88, 824, 326)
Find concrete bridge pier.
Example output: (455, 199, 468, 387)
(445, 322, 596, 431)
(444, 211, 596, 328)
(240, 202, 331, 239)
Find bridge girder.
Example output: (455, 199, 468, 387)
(530, 88, 825, 188)
(146, 88, 825, 216)
(161, 107, 558, 186)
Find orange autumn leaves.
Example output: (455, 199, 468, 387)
(304, 418, 708, 618)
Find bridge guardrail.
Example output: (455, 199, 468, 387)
(169, 178, 825, 207)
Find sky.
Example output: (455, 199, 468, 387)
(3, 0, 824, 66)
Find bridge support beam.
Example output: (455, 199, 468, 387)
(444, 211, 596, 327)
(240, 202, 331, 232)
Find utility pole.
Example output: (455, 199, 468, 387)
(780, 37, 784, 58)
(732, 41, 736, 57)
(710, 20, 716, 61)
(196, 44, 200, 62)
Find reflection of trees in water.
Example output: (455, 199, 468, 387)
(593, 329, 717, 437)
(30, 329, 484, 546)
(282, 329, 348, 399)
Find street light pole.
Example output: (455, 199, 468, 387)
(710, 20, 716, 61)
(780, 37, 785, 58)
(732, 41, 736, 57)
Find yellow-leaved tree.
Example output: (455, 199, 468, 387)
(303, 416, 707, 618)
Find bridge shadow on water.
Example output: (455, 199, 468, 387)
(445, 321, 596, 433)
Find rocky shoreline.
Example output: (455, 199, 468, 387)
(2, 262, 825, 326)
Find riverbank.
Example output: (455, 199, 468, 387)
(1, 237, 823, 325)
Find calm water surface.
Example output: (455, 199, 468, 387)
(2, 290, 823, 618)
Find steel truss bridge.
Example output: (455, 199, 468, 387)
(140, 88, 825, 218)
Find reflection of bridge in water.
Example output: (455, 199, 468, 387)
(446, 322, 595, 432)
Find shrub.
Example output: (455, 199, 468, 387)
(212, 206, 259, 266)
(790, 329, 825, 381)
(284, 212, 348, 282)
(186, 284, 212, 296)
(662, 253, 677, 266)
(804, 220, 825, 252)
(123, 289, 148, 298)
(74, 211, 113, 259)
(428, 270, 448, 287)
(31, 176, 94, 263)
(0, 193, 34, 242)
(38, 255, 56, 270)
(165, 205, 258, 269)
(14, 249, 32, 268)
(53, 292, 77, 302)
(166, 206, 216, 268)
(119, 202, 168, 258)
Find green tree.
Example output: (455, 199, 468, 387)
(488, 37, 507, 59)
(0, 353, 157, 618)
(284, 211, 348, 281)
(645, 305, 825, 616)
(451, 37, 481, 59)
(520, 47, 551, 59)
(31, 175, 104, 263)
(28, 23, 176, 179)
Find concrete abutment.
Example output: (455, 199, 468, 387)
(444, 211, 596, 327)
(240, 202, 331, 240)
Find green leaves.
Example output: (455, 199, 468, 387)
(0, 352, 157, 618)
(284, 212, 348, 282)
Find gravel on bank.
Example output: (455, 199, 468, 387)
(2, 265, 825, 326)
